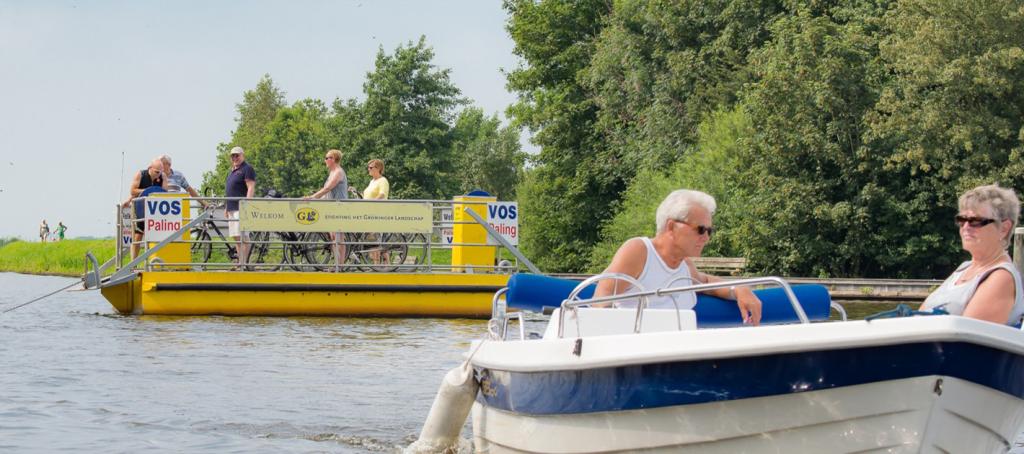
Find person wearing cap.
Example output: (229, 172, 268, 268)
(225, 146, 256, 268)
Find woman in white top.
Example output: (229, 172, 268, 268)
(920, 184, 1024, 326)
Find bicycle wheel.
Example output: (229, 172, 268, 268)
(346, 232, 376, 272)
(281, 232, 308, 271)
(191, 228, 213, 269)
(298, 231, 336, 271)
(401, 233, 428, 271)
(245, 231, 285, 271)
(370, 233, 409, 272)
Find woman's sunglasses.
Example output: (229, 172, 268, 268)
(955, 215, 996, 228)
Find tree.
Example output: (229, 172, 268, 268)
(505, 0, 614, 272)
(340, 37, 465, 200)
(247, 99, 334, 198)
(201, 75, 286, 195)
(450, 108, 526, 200)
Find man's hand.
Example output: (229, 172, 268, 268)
(736, 289, 762, 326)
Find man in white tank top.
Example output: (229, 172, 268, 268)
(593, 189, 763, 325)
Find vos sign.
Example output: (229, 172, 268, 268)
(486, 202, 518, 246)
(143, 198, 183, 242)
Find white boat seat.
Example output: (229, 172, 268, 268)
(543, 308, 697, 339)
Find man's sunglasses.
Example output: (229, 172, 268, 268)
(677, 219, 715, 236)
(955, 215, 996, 228)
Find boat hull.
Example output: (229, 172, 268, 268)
(99, 271, 509, 317)
(467, 318, 1024, 453)
(473, 375, 1024, 453)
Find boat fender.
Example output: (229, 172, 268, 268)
(405, 366, 479, 454)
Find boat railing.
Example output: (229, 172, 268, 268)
(108, 194, 527, 275)
(551, 275, 811, 339)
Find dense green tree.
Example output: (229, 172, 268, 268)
(246, 99, 335, 198)
(504, 0, 614, 272)
(586, 0, 783, 173)
(450, 108, 526, 200)
(339, 37, 465, 200)
(588, 107, 754, 271)
(201, 75, 287, 195)
(862, 0, 1024, 275)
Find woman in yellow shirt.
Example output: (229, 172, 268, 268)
(361, 159, 391, 265)
(362, 159, 389, 200)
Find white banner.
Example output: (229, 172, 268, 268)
(143, 197, 184, 242)
(486, 202, 518, 246)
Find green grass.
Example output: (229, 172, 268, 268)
(0, 238, 116, 276)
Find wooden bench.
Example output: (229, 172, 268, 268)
(691, 257, 748, 276)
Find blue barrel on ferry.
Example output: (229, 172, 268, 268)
(504, 273, 832, 327)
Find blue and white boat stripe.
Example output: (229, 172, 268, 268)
(475, 341, 1024, 415)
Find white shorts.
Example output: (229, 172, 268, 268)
(227, 211, 242, 238)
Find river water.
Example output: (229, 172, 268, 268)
(3, 272, 1022, 453)
(0, 272, 488, 453)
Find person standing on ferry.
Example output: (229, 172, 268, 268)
(594, 189, 762, 325)
(305, 149, 349, 270)
(920, 184, 1024, 326)
(225, 147, 256, 268)
(124, 158, 168, 258)
(362, 159, 389, 200)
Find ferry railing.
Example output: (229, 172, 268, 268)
(110, 195, 529, 275)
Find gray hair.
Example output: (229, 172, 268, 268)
(158, 154, 171, 166)
(655, 189, 717, 235)
(960, 183, 1020, 246)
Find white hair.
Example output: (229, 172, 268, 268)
(158, 154, 171, 166)
(655, 189, 717, 234)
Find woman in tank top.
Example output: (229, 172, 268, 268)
(306, 149, 349, 270)
(920, 184, 1024, 326)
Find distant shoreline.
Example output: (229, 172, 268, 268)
(0, 239, 115, 277)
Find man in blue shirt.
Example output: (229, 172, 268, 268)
(225, 147, 256, 267)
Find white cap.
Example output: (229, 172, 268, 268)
(230, 146, 244, 155)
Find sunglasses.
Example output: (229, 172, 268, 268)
(677, 219, 715, 236)
(230, 154, 241, 158)
(955, 215, 996, 228)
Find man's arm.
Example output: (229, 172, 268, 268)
(245, 179, 256, 198)
(685, 261, 762, 325)
(593, 238, 647, 303)
(307, 169, 341, 199)
(129, 172, 143, 197)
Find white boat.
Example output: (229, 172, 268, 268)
(409, 274, 1024, 453)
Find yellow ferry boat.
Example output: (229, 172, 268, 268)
(84, 192, 530, 318)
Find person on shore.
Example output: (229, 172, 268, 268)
(920, 184, 1024, 326)
(225, 147, 256, 268)
(56, 222, 67, 241)
(305, 149, 349, 271)
(158, 154, 204, 205)
(39, 220, 49, 243)
(593, 189, 763, 325)
(124, 158, 168, 258)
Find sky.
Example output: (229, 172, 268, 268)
(0, 0, 523, 240)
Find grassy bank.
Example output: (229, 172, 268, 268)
(0, 239, 116, 277)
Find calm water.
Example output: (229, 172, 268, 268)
(0, 272, 489, 453)
(2, 272, 1021, 452)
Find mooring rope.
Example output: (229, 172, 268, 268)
(1, 279, 82, 315)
